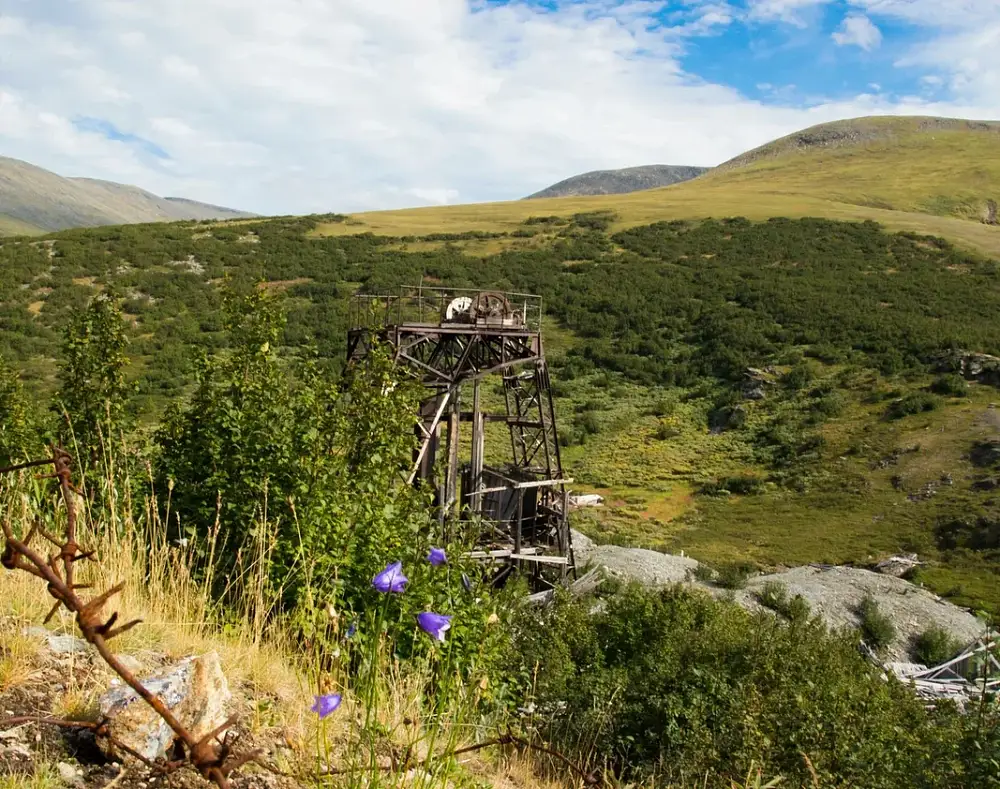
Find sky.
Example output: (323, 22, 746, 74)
(0, 0, 997, 215)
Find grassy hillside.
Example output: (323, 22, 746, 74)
(316, 115, 1000, 258)
(0, 156, 255, 233)
(0, 214, 43, 237)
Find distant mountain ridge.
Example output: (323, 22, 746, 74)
(525, 164, 709, 199)
(0, 156, 256, 234)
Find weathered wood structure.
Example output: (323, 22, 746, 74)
(881, 634, 1000, 709)
(347, 286, 575, 591)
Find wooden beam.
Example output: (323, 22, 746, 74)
(468, 478, 574, 497)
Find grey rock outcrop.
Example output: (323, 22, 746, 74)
(525, 164, 708, 199)
(99, 651, 232, 762)
(570, 531, 986, 663)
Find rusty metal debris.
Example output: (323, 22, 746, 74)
(0, 448, 259, 789)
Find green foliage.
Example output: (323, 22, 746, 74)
(700, 474, 766, 497)
(0, 356, 38, 466)
(714, 561, 755, 589)
(150, 288, 505, 678)
(513, 584, 989, 787)
(912, 625, 962, 666)
(886, 392, 940, 420)
(155, 288, 417, 604)
(54, 293, 132, 462)
(856, 594, 897, 652)
(931, 374, 968, 397)
(781, 362, 813, 391)
(810, 390, 846, 418)
(755, 581, 812, 622)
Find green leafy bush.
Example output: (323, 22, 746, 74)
(715, 561, 755, 589)
(699, 475, 766, 496)
(930, 374, 968, 397)
(54, 292, 133, 463)
(856, 594, 897, 652)
(912, 625, 962, 666)
(0, 356, 38, 467)
(886, 392, 940, 420)
(514, 584, 985, 787)
(782, 362, 814, 391)
(755, 581, 812, 623)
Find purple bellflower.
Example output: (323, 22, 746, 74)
(372, 561, 408, 593)
(427, 547, 447, 566)
(461, 573, 472, 592)
(346, 621, 357, 638)
(310, 693, 342, 719)
(417, 611, 453, 642)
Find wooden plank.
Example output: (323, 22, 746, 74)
(464, 547, 540, 559)
(469, 478, 574, 496)
(511, 553, 568, 565)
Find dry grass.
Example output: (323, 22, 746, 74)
(0, 631, 44, 693)
(0, 763, 62, 789)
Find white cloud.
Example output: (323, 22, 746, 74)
(0, 0, 997, 216)
(851, 0, 1000, 105)
(832, 14, 882, 50)
(746, 0, 832, 26)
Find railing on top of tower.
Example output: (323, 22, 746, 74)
(348, 286, 544, 334)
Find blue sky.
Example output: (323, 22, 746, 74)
(0, 0, 996, 213)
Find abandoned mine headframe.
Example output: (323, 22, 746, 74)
(347, 286, 575, 593)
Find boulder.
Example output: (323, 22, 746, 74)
(983, 199, 998, 226)
(939, 351, 1000, 387)
(98, 651, 231, 762)
(875, 553, 921, 578)
(23, 626, 89, 655)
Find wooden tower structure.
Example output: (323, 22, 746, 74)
(347, 286, 574, 590)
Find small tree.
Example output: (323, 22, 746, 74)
(0, 356, 38, 466)
(54, 293, 132, 464)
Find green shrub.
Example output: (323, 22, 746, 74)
(755, 580, 788, 611)
(699, 475, 765, 496)
(648, 396, 677, 418)
(912, 626, 962, 667)
(573, 410, 600, 435)
(715, 561, 755, 590)
(0, 356, 39, 467)
(930, 374, 968, 397)
(856, 595, 897, 652)
(653, 422, 679, 441)
(755, 581, 812, 623)
(514, 584, 981, 787)
(812, 391, 846, 417)
(782, 362, 813, 391)
(886, 392, 940, 420)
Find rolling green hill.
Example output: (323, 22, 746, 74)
(316, 115, 1000, 257)
(1, 115, 999, 614)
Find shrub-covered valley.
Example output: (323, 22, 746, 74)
(3, 211, 1000, 613)
(1, 209, 999, 787)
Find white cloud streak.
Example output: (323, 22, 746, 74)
(0, 0, 996, 215)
